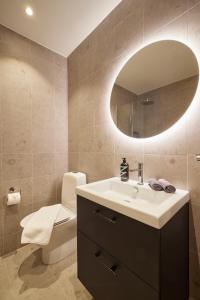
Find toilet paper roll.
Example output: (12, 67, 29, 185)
(7, 192, 21, 206)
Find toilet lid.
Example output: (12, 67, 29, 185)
(20, 204, 75, 228)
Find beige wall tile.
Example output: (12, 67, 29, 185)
(78, 152, 114, 182)
(30, 40, 55, 63)
(0, 126, 2, 155)
(85, 1, 143, 73)
(0, 211, 4, 237)
(0, 59, 31, 100)
(19, 204, 33, 225)
(144, 122, 187, 155)
(32, 175, 57, 207)
(54, 87, 68, 153)
(55, 125, 68, 153)
(188, 154, 200, 204)
(31, 90, 55, 154)
(143, 0, 188, 39)
(53, 66, 67, 90)
(190, 203, 200, 253)
(188, 3, 200, 49)
(0, 182, 3, 212)
(1, 87, 31, 154)
(0, 237, 4, 256)
(114, 134, 144, 156)
(54, 153, 68, 200)
(78, 97, 95, 129)
(189, 251, 200, 299)
(144, 154, 187, 188)
(54, 153, 68, 176)
(52, 52, 67, 69)
(0, 25, 68, 255)
(144, 12, 188, 44)
(0, 154, 2, 182)
(78, 152, 96, 180)
(56, 176, 63, 203)
(109, 3, 143, 60)
(187, 99, 200, 155)
(68, 114, 79, 153)
(0, 32, 30, 61)
(0, 93, 2, 154)
(4, 232, 21, 255)
(68, 152, 79, 172)
(94, 97, 111, 126)
(2, 154, 32, 181)
(93, 123, 115, 154)
(78, 126, 94, 153)
(32, 125, 55, 154)
(33, 153, 55, 177)
(188, 0, 200, 9)
(3, 206, 21, 236)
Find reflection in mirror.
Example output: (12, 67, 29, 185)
(110, 41, 199, 138)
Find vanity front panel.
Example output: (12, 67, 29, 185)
(77, 195, 160, 290)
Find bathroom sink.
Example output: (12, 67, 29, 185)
(76, 177, 189, 229)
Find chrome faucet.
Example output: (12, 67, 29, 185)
(130, 162, 144, 185)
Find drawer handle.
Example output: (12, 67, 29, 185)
(94, 251, 118, 276)
(93, 209, 117, 224)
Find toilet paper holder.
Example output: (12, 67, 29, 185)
(8, 187, 21, 194)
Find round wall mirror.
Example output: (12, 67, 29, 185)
(110, 40, 199, 138)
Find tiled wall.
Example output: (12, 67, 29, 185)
(0, 25, 68, 255)
(68, 0, 200, 297)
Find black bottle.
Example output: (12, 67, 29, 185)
(120, 158, 129, 182)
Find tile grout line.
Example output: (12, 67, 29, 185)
(29, 41, 34, 213)
(142, 0, 200, 45)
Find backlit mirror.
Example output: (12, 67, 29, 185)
(110, 40, 199, 138)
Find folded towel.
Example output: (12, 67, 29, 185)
(148, 178, 163, 191)
(21, 204, 61, 246)
(158, 179, 176, 193)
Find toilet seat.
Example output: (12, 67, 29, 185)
(20, 204, 76, 228)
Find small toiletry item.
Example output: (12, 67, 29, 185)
(148, 178, 163, 191)
(158, 179, 176, 193)
(120, 158, 129, 182)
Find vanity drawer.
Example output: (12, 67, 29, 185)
(77, 231, 158, 300)
(77, 195, 160, 290)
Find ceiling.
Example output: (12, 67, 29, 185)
(116, 40, 199, 95)
(0, 0, 121, 57)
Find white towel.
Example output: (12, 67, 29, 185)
(21, 204, 61, 246)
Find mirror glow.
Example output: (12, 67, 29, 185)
(110, 40, 199, 139)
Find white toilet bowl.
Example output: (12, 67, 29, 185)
(20, 172, 86, 264)
(20, 205, 77, 264)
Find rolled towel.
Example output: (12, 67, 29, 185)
(148, 178, 163, 191)
(158, 179, 176, 193)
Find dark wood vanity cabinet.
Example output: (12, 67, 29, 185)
(77, 195, 189, 300)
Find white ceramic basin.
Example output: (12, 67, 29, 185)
(76, 177, 189, 229)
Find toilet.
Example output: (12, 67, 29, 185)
(20, 172, 86, 264)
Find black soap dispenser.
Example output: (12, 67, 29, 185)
(120, 158, 129, 182)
